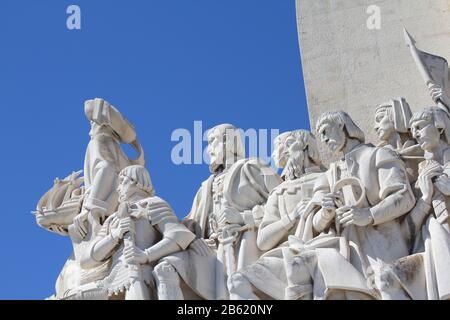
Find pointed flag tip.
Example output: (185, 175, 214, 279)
(403, 27, 416, 46)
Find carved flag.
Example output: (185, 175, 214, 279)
(404, 28, 450, 108)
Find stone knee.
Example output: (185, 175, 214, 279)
(228, 272, 259, 300)
(153, 261, 184, 300)
(369, 263, 410, 300)
(285, 254, 314, 300)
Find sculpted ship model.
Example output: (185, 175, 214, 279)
(35, 31, 450, 300)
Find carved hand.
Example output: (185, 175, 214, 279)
(321, 193, 339, 220)
(418, 169, 441, 204)
(218, 207, 244, 226)
(337, 206, 373, 227)
(428, 83, 450, 107)
(123, 244, 149, 265)
(288, 201, 308, 222)
(111, 217, 133, 241)
(435, 174, 450, 196)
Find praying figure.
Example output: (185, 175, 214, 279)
(228, 130, 324, 300)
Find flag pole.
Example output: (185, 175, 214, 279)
(404, 27, 450, 114)
(404, 27, 433, 85)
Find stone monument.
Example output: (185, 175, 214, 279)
(295, 0, 450, 162)
(34, 5, 450, 300)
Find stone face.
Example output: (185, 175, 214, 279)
(296, 0, 450, 162)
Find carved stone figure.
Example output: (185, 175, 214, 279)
(34, 171, 85, 299)
(183, 124, 282, 299)
(34, 29, 450, 301)
(228, 130, 324, 300)
(404, 28, 450, 116)
(271, 111, 416, 300)
(35, 99, 146, 299)
(382, 107, 450, 300)
(374, 97, 423, 182)
(70, 98, 145, 243)
(65, 165, 196, 300)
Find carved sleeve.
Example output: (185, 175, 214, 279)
(257, 192, 294, 251)
(81, 214, 119, 269)
(370, 150, 415, 225)
(149, 197, 196, 250)
(311, 173, 334, 233)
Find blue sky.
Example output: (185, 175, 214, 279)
(0, 1, 309, 299)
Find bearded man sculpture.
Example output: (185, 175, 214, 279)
(228, 130, 324, 300)
(272, 111, 416, 300)
(183, 124, 281, 299)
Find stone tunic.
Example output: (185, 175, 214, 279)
(233, 168, 323, 300)
(75, 196, 195, 298)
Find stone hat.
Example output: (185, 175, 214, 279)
(376, 97, 412, 133)
(392, 97, 412, 133)
(84, 98, 137, 144)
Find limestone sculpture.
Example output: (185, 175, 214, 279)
(35, 30, 450, 300)
(183, 124, 282, 299)
(275, 111, 416, 300)
(75, 165, 196, 300)
(374, 97, 423, 182)
(36, 98, 147, 299)
(228, 130, 324, 299)
(378, 107, 450, 300)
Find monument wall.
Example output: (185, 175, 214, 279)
(296, 0, 450, 160)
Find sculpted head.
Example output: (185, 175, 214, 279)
(410, 107, 450, 152)
(275, 130, 321, 180)
(374, 98, 412, 143)
(117, 165, 154, 202)
(207, 124, 245, 173)
(272, 131, 292, 168)
(316, 111, 365, 155)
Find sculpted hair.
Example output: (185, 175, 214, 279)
(289, 129, 322, 166)
(316, 111, 365, 143)
(410, 107, 450, 144)
(119, 165, 154, 195)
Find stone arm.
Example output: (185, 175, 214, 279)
(144, 198, 196, 263)
(368, 152, 416, 226)
(404, 150, 450, 239)
(402, 151, 450, 240)
(257, 195, 298, 251)
(228, 158, 282, 228)
(80, 214, 120, 269)
(403, 198, 432, 242)
(311, 174, 335, 234)
(312, 207, 335, 234)
(88, 234, 120, 266)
